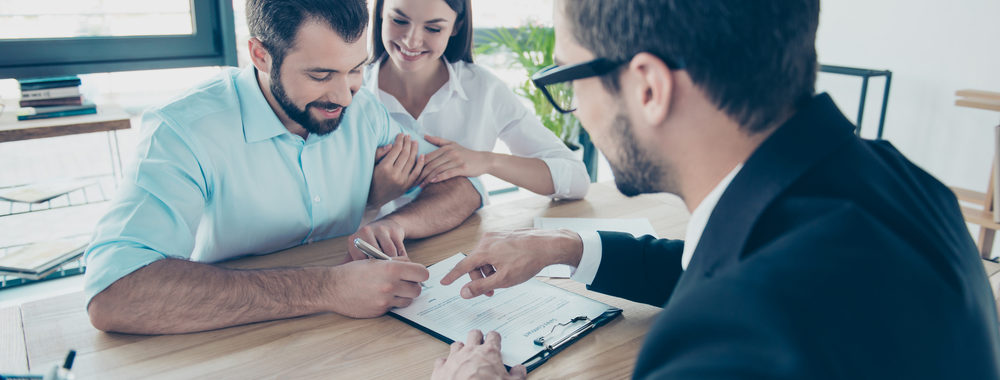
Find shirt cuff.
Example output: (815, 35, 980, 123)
(539, 157, 589, 200)
(570, 230, 603, 285)
(83, 241, 167, 304)
(466, 176, 489, 208)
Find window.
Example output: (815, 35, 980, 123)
(0, 0, 237, 79)
(473, 0, 553, 28)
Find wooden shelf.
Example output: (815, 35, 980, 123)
(951, 186, 995, 230)
(957, 89, 1000, 101)
(0, 106, 131, 143)
(956, 98, 1000, 113)
(952, 186, 988, 206)
(956, 89, 1000, 113)
(961, 205, 1000, 231)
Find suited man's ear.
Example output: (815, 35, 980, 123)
(621, 52, 674, 129)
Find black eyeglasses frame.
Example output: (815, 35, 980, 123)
(530, 55, 685, 114)
(531, 58, 621, 114)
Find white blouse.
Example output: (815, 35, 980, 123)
(364, 57, 590, 215)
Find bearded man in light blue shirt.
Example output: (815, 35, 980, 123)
(84, 0, 483, 334)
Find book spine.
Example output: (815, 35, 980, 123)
(20, 87, 81, 100)
(19, 96, 84, 107)
(17, 108, 97, 121)
(19, 79, 82, 91)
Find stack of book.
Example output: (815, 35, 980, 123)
(16, 76, 96, 121)
(0, 236, 89, 280)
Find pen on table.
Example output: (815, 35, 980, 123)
(52, 349, 75, 380)
(0, 349, 75, 380)
(353, 238, 428, 288)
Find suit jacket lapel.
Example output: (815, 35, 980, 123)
(683, 93, 859, 280)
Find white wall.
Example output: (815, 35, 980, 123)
(815, 0, 1000, 193)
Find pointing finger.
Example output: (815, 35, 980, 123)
(462, 272, 505, 299)
(441, 254, 488, 285)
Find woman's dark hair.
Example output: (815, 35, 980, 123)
(370, 0, 474, 64)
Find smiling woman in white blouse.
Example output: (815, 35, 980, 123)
(364, 0, 590, 216)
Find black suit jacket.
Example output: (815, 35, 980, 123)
(589, 94, 1000, 379)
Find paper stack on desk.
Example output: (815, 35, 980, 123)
(0, 180, 94, 204)
(0, 236, 89, 279)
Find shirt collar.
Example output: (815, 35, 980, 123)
(681, 163, 743, 270)
(441, 58, 468, 101)
(236, 66, 291, 143)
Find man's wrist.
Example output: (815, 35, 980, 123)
(313, 265, 346, 314)
(555, 229, 584, 267)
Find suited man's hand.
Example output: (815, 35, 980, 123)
(440, 228, 583, 298)
(431, 330, 526, 380)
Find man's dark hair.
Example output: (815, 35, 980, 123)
(370, 0, 474, 64)
(247, 0, 368, 69)
(563, 0, 820, 133)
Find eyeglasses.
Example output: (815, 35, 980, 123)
(531, 58, 621, 114)
(531, 55, 685, 114)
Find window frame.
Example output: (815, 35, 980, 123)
(0, 0, 237, 79)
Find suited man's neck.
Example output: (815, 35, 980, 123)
(670, 109, 787, 213)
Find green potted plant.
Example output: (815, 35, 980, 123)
(475, 24, 580, 147)
(476, 24, 597, 180)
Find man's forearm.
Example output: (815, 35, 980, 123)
(386, 177, 480, 239)
(87, 259, 332, 334)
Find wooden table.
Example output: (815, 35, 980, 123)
(0, 183, 690, 379)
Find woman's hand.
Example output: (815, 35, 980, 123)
(368, 133, 424, 208)
(419, 135, 493, 186)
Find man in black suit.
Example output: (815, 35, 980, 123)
(429, 0, 1000, 379)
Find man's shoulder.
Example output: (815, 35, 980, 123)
(734, 190, 990, 331)
(643, 197, 998, 378)
(147, 68, 243, 131)
(351, 86, 382, 111)
(748, 186, 971, 276)
(786, 135, 969, 256)
(344, 87, 390, 131)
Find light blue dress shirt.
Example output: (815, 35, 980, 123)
(83, 66, 480, 302)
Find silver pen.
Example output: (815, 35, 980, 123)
(353, 238, 427, 288)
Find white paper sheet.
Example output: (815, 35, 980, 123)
(391, 253, 613, 366)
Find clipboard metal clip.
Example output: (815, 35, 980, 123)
(533, 315, 590, 348)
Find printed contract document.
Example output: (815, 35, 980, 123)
(390, 254, 621, 370)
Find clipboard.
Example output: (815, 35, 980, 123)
(388, 253, 623, 372)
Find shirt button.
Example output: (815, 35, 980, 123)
(313, 196, 321, 203)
